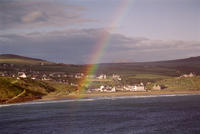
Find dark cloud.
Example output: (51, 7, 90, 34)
(0, 0, 91, 30)
(0, 28, 200, 64)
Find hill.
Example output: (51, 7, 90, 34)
(150, 76, 200, 91)
(0, 77, 56, 103)
(1, 54, 200, 75)
(0, 77, 78, 104)
(1, 54, 200, 104)
(0, 54, 53, 65)
(96, 56, 200, 76)
(0, 54, 84, 74)
(0, 54, 200, 82)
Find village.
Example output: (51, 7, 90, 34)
(87, 82, 147, 93)
(0, 64, 150, 92)
(0, 63, 197, 94)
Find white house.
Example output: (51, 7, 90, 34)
(152, 84, 161, 91)
(97, 74, 107, 79)
(95, 85, 116, 92)
(112, 74, 121, 80)
(123, 84, 146, 92)
(134, 85, 145, 91)
(18, 72, 27, 78)
(31, 77, 36, 80)
(181, 73, 194, 78)
(97, 85, 104, 92)
(123, 85, 135, 91)
(111, 87, 116, 92)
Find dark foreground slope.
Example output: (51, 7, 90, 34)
(0, 54, 52, 65)
(0, 77, 56, 104)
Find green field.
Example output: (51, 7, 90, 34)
(151, 76, 200, 91)
(0, 59, 50, 65)
(128, 74, 171, 79)
(0, 76, 79, 103)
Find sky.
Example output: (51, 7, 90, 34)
(0, 0, 199, 64)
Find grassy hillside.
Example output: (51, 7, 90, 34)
(0, 76, 80, 104)
(0, 77, 57, 103)
(0, 54, 84, 73)
(150, 76, 200, 91)
(96, 56, 200, 76)
(0, 54, 52, 65)
(1, 54, 200, 76)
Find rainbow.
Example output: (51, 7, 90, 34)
(78, 0, 133, 93)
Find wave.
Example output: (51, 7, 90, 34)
(0, 94, 198, 108)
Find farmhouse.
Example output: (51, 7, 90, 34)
(181, 73, 195, 78)
(97, 74, 107, 79)
(134, 85, 145, 91)
(112, 74, 121, 80)
(18, 72, 27, 78)
(152, 84, 161, 91)
(123, 83, 146, 92)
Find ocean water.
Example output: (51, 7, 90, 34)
(0, 95, 200, 134)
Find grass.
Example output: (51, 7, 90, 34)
(45, 81, 77, 95)
(0, 77, 24, 99)
(0, 59, 50, 65)
(128, 74, 171, 79)
(151, 76, 200, 91)
(0, 77, 58, 103)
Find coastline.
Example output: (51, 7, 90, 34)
(41, 90, 200, 101)
(1, 90, 200, 105)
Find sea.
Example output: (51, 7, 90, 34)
(0, 94, 200, 134)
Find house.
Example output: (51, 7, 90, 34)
(98, 85, 104, 92)
(123, 83, 146, 92)
(181, 73, 195, 78)
(134, 85, 145, 91)
(95, 85, 116, 92)
(31, 77, 36, 80)
(111, 87, 116, 92)
(86, 75, 96, 78)
(75, 74, 82, 79)
(18, 72, 27, 78)
(188, 73, 194, 77)
(123, 85, 135, 91)
(0, 72, 5, 76)
(152, 84, 161, 91)
(112, 74, 121, 80)
(75, 73, 84, 79)
(97, 74, 107, 79)
(42, 74, 50, 81)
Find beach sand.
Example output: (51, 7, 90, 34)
(41, 90, 200, 101)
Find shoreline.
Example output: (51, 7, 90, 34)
(1, 90, 200, 106)
(41, 90, 200, 101)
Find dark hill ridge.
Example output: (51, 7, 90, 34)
(0, 54, 53, 65)
(0, 54, 44, 61)
(143, 56, 200, 70)
(0, 54, 200, 75)
(1, 54, 200, 65)
(147, 56, 200, 65)
(96, 56, 200, 76)
(0, 54, 84, 74)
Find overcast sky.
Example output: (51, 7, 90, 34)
(0, 0, 199, 64)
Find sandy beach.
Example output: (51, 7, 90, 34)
(41, 90, 200, 101)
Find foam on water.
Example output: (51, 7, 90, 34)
(0, 94, 197, 108)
